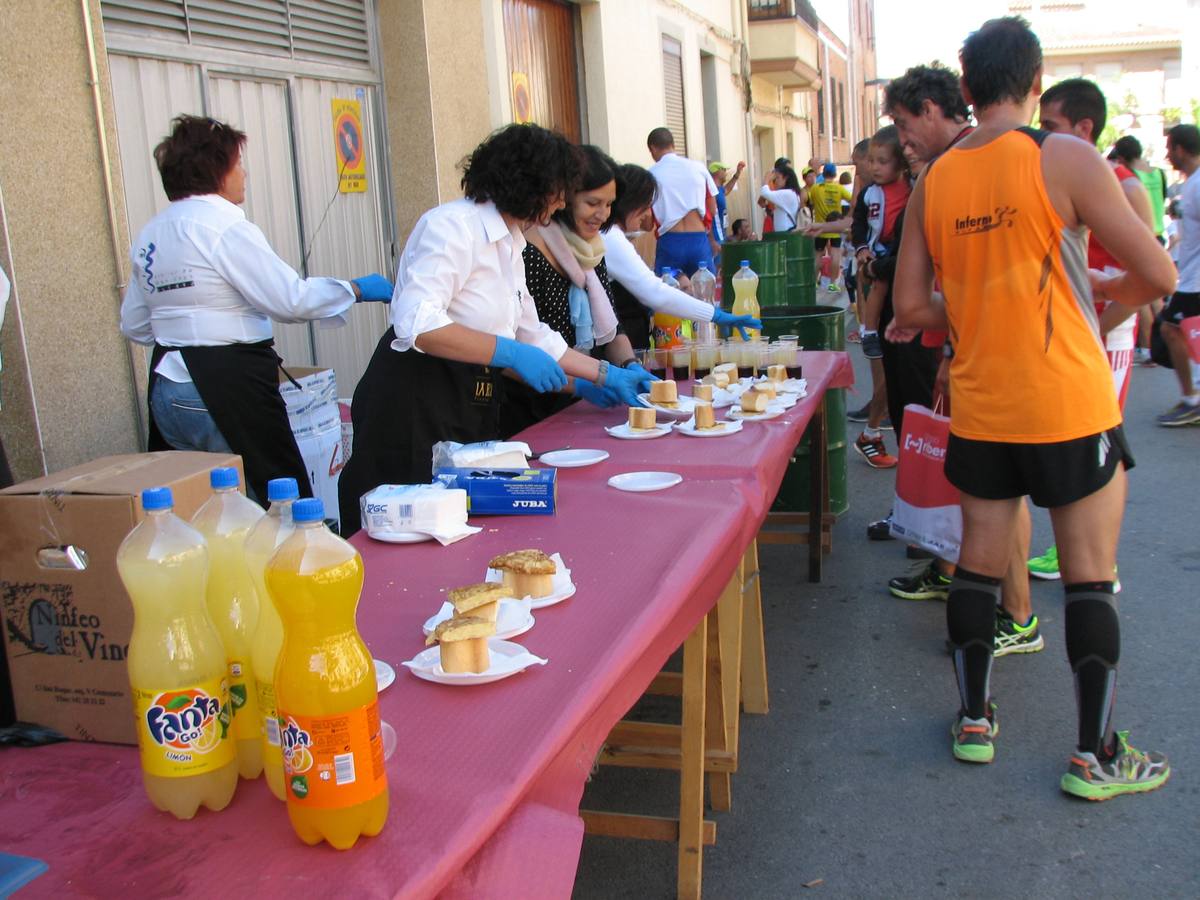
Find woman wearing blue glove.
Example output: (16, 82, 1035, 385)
(338, 125, 649, 535)
(502, 145, 652, 435)
(119, 115, 392, 504)
(603, 164, 762, 346)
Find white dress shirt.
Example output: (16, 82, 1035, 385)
(390, 198, 568, 360)
(120, 194, 355, 382)
(648, 153, 718, 235)
(601, 227, 715, 322)
(760, 185, 801, 232)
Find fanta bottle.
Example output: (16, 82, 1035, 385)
(730, 260, 762, 341)
(191, 467, 265, 779)
(118, 486, 238, 819)
(245, 477, 300, 801)
(652, 268, 693, 348)
(267, 497, 388, 849)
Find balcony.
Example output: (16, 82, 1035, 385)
(747, 0, 822, 89)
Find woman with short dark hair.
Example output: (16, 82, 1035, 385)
(120, 114, 393, 504)
(338, 125, 650, 534)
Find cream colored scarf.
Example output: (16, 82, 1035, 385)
(538, 222, 619, 348)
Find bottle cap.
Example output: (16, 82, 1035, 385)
(740, 260, 750, 267)
(209, 467, 240, 490)
(141, 486, 173, 511)
(292, 497, 325, 523)
(267, 478, 300, 502)
(697, 263, 709, 272)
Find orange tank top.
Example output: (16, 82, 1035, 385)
(922, 128, 1119, 443)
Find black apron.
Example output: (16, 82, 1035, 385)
(148, 341, 311, 507)
(498, 380, 575, 440)
(611, 279, 651, 350)
(337, 327, 501, 536)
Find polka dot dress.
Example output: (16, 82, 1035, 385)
(523, 243, 620, 350)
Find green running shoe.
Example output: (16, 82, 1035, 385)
(888, 562, 952, 601)
(1060, 731, 1170, 801)
(994, 610, 1044, 657)
(1027, 545, 1060, 580)
(952, 702, 998, 764)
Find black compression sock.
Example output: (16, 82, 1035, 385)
(1064, 583, 1120, 758)
(947, 568, 1001, 719)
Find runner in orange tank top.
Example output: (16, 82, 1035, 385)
(892, 17, 1175, 799)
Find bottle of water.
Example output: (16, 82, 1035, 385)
(691, 263, 718, 343)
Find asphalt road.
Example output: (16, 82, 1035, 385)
(573, 343, 1199, 899)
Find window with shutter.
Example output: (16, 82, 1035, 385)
(662, 35, 687, 157)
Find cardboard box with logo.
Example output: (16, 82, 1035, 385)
(0, 451, 243, 745)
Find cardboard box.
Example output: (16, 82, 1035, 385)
(0, 451, 243, 744)
(434, 468, 557, 515)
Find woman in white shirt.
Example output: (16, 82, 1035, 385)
(120, 115, 392, 503)
(759, 163, 807, 233)
(338, 125, 649, 534)
(605, 164, 761, 347)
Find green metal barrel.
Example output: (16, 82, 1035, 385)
(719, 240, 786, 309)
(761, 305, 848, 515)
(764, 231, 817, 306)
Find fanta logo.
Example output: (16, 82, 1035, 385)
(903, 434, 947, 461)
(280, 716, 314, 773)
(145, 689, 223, 753)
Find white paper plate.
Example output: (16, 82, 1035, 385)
(402, 639, 548, 685)
(369, 530, 434, 544)
(636, 393, 696, 418)
(537, 448, 609, 468)
(727, 405, 787, 421)
(607, 471, 683, 492)
(777, 378, 808, 395)
(374, 658, 396, 692)
(381, 721, 397, 761)
(675, 418, 745, 438)
(485, 553, 576, 609)
(422, 598, 535, 640)
(605, 422, 672, 440)
(690, 386, 737, 409)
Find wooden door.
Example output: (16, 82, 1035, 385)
(503, 0, 582, 142)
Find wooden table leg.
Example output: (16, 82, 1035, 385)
(678, 616, 707, 900)
(739, 540, 768, 714)
(707, 568, 744, 812)
(808, 398, 827, 583)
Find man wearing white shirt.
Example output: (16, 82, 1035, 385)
(646, 128, 719, 277)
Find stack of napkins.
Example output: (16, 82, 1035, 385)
(432, 440, 531, 470)
(360, 483, 480, 545)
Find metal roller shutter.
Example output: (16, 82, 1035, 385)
(662, 35, 688, 156)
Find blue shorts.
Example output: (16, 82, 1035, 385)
(655, 231, 714, 278)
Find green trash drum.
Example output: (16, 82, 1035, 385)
(719, 240, 785, 309)
(760, 305, 847, 515)
(764, 231, 817, 307)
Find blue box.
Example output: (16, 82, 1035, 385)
(434, 468, 557, 515)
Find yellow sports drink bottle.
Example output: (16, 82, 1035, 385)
(267, 497, 388, 849)
(245, 477, 299, 801)
(118, 486, 238, 819)
(730, 260, 761, 341)
(191, 467, 265, 780)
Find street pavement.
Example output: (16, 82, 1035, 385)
(574, 342, 1199, 899)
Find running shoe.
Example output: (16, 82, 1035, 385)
(854, 433, 897, 468)
(848, 403, 870, 422)
(888, 562, 952, 600)
(867, 514, 895, 541)
(1132, 347, 1154, 367)
(828, 281, 842, 292)
(861, 331, 883, 359)
(952, 701, 998, 764)
(1060, 731, 1170, 801)
(1027, 545, 1060, 580)
(993, 610, 1044, 656)
(1156, 401, 1200, 427)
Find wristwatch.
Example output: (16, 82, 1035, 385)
(619, 358, 639, 369)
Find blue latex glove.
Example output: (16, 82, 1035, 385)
(601, 362, 647, 408)
(491, 336, 567, 393)
(573, 378, 619, 408)
(622, 362, 658, 393)
(351, 274, 394, 302)
(712, 308, 762, 341)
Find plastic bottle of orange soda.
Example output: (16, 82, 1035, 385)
(245, 477, 300, 801)
(118, 486, 238, 819)
(267, 497, 388, 849)
(191, 467, 265, 779)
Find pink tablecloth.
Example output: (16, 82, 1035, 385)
(0, 352, 851, 899)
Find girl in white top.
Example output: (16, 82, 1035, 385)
(759, 163, 807, 233)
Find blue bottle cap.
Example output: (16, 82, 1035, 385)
(209, 467, 240, 490)
(141, 486, 173, 511)
(292, 497, 325, 523)
(267, 477, 300, 502)
(697, 263, 709, 272)
(740, 260, 750, 267)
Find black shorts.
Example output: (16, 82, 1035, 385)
(814, 236, 842, 250)
(1164, 290, 1200, 324)
(944, 426, 1134, 509)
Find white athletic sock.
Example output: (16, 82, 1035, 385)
(1184, 394, 1200, 407)
(862, 428, 880, 440)
(861, 328, 877, 337)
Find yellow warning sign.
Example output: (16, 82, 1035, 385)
(331, 99, 367, 193)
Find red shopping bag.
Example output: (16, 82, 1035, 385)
(889, 402, 962, 562)
(819, 251, 834, 279)
(1181, 315, 1200, 363)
